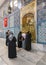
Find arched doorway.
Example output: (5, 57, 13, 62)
(22, 13, 36, 43)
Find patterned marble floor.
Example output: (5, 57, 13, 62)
(0, 38, 46, 65)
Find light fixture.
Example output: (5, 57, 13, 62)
(8, 5, 12, 14)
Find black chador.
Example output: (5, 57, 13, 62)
(6, 30, 10, 46)
(8, 33, 17, 58)
(17, 32, 22, 48)
(6, 32, 9, 46)
(25, 31, 31, 51)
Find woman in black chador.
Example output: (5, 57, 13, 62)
(18, 31, 24, 48)
(6, 30, 10, 46)
(8, 33, 17, 58)
(25, 31, 32, 51)
(6, 32, 8, 46)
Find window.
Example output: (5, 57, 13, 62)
(10, 0, 18, 8)
(14, 0, 18, 7)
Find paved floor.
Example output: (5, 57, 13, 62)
(0, 38, 46, 65)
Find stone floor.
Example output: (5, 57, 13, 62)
(0, 38, 46, 65)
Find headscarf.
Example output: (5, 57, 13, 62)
(8, 32, 14, 41)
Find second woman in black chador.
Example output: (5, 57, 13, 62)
(8, 33, 17, 58)
(6, 30, 10, 46)
(18, 31, 24, 48)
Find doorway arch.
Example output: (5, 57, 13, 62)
(22, 13, 36, 43)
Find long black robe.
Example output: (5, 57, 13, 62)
(25, 32, 31, 51)
(18, 33, 22, 48)
(8, 37, 17, 58)
(6, 32, 9, 46)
